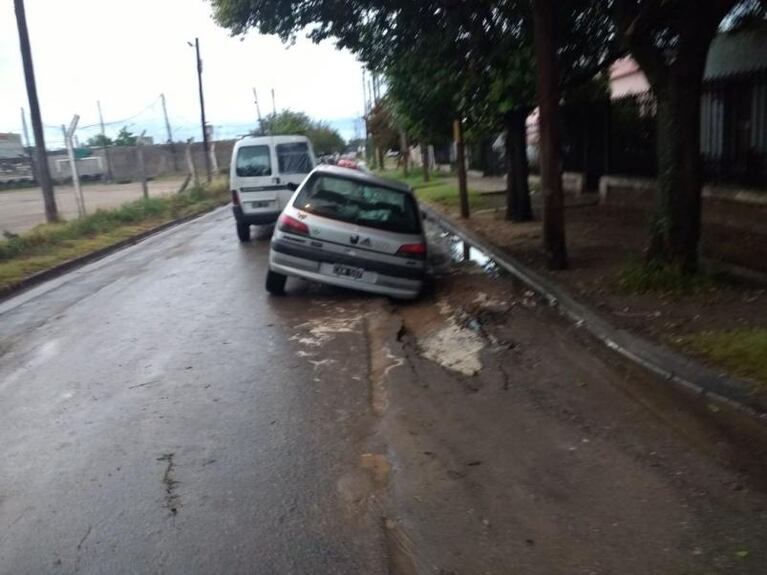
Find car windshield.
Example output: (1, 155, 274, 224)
(277, 142, 313, 175)
(236, 145, 272, 177)
(293, 174, 421, 235)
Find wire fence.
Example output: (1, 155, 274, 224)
(1, 94, 255, 189)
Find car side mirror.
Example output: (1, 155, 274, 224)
(286, 182, 298, 192)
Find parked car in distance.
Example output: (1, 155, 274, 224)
(229, 135, 316, 242)
(267, 165, 427, 299)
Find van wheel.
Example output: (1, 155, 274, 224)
(266, 270, 287, 295)
(237, 222, 251, 242)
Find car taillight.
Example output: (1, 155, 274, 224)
(231, 190, 240, 206)
(277, 213, 310, 236)
(396, 242, 427, 259)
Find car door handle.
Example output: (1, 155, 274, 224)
(273, 177, 281, 184)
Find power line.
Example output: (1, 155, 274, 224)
(41, 97, 161, 131)
(80, 97, 162, 129)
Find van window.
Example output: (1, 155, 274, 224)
(236, 145, 272, 177)
(277, 143, 313, 175)
(294, 174, 421, 235)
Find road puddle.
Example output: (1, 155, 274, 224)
(424, 222, 505, 277)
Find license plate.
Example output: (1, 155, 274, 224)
(250, 200, 273, 209)
(332, 263, 364, 279)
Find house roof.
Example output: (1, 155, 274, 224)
(704, 27, 767, 80)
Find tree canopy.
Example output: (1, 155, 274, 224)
(252, 109, 346, 155)
(113, 127, 137, 147)
(210, 0, 766, 271)
(86, 134, 113, 147)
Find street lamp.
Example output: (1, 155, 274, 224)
(189, 38, 212, 183)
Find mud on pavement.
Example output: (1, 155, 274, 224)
(285, 254, 767, 574)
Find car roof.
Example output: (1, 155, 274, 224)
(235, 134, 311, 147)
(310, 165, 413, 194)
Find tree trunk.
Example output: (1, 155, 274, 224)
(377, 146, 385, 171)
(400, 131, 409, 176)
(454, 119, 470, 219)
(613, 0, 734, 274)
(533, 0, 567, 269)
(647, 72, 705, 273)
(504, 109, 533, 222)
(421, 144, 430, 182)
(368, 136, 377, 169)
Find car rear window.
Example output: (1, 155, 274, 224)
(277, 143, 313, 175)
(293, 174, 421, 235)
(236, 145, 272, 177)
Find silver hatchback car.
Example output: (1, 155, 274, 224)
(266, 165, 427, 299)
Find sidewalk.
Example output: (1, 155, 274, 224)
(421, 182, 767, 406)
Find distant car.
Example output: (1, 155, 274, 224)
(229, 135, 316, 242)
(266, 165, 427, 299)
(335, 158, 371, 173)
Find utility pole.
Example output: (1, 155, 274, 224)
(160, 93, 179, 172)
(270, 88, 277, 137)
(14, 0, 58, 222)
(97, 100, 113, 182)
(252, 87, 263, 132)
(362, 70, 370, 162)
(192, 37, 212, 183)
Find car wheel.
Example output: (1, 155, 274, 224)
(237, 222, 251, 242)
(265, 270, 287, 295)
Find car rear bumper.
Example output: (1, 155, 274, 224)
(269, 248, 424, 299)
(232, 205, 281, 226)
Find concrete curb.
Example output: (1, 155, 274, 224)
(421, 203, 767, 422)
(0, 204, 227, 304)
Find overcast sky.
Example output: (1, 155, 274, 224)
(0, 0, 365, 147)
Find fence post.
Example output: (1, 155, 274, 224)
(186, 139, 198, 185)
(137, 130, 148, 199)
(209, 141, 219, 174)
(62, 115, 86, 217)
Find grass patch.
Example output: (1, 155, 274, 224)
(0, 177, 229, 291)
(616, 257, 717, 295)
(377, 169, 497, 211)
(674, 328, 767, 390)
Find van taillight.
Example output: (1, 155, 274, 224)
(231, 190, 240, 206)
(277, 213, 310, 236)
(396, 242, 427, 259)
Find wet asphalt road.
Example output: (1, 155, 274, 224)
(0, 208, 386, 574)
(3, 206, 767, 575)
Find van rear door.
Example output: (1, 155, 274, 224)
(275, 141, 315, 208)
(234, 144, 281, 216)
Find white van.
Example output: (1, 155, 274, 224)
(229, 135, 316, 241)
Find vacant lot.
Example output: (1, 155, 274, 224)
(0, 177, 188, 235)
